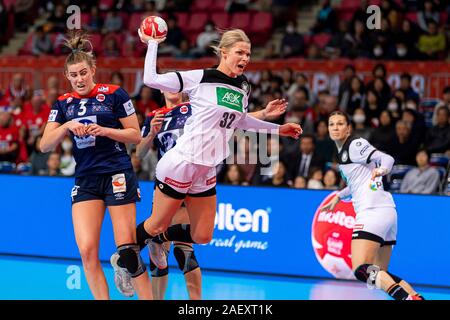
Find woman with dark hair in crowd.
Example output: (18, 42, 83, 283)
(370, 110, 396, 155)
(339, 76, 366, 116)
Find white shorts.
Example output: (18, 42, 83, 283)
(155, 149, 217, 199)
(352, 207, 397, 246)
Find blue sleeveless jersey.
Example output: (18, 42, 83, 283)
(141, 103, 192, 160)
(48, 84, 135, 177)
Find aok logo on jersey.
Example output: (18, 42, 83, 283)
(216, 88, 244, 112)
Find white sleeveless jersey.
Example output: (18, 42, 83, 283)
(157, 68, 251, 167)
(337, 136, 395, 213)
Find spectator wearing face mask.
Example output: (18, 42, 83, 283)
(280, 21, 304, 58)
(390, 41, 418, 60)
(352, 108, 372, 141)
(306, 167, 324, 189)
(387, 96, 402, 121)
(192, 21, 220, 57)
(41, 152, 61, 176)
(60, 136, 76, 176)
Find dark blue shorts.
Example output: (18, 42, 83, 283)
(71, 169, 141, 206)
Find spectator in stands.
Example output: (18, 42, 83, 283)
(110, 71, 125, 87)
(174, 39, 195, 59)
(31, 26, 53, 56)
(102, 10, 122, 34)
(280, 68, 294, 93)
(306, 43, 324, 60)
(45, 88, 59, 108)
(287, 88, 314, 128)
(48, 4, 67, 33)
(131, 149, 149, 180)
(323, 168, 340, 190)
(324, 20, 349, 59)
(227, 0, 250, 13)
(380, 0, 403, 32)
(369, 18, 395, 60)
(102, 35, 121, 57)
(368, 77, 390, 110)
(400, 149, 440, 194)
(192, 21, 220, 57)
(40, 152, 61, 176)
(399, 72, 420, 103)
(337, 65, 356, 106)
(0, 1, 8, 45)
(370, 110, 396, 155)
(287, 134, 325, 182)
(350, 0, 370, 29)
(60, 136, 76, 176)
(306, 167, 324, 189)
(294, 175, 307, 189)
(135, 86, 160, 114)
(126, 0, 146, 13)
(417, 0, 440, 32)
(87, 6, 103, 33)
(394, 19, 419, 50)
(417, 20, 447, 60)
(342, 20, 370, 59)
(426, 106, 450, 154)
(224, 164, 247, 186)
(386, 96, 402, 121)
(352, 108, 372, 141)
(315, 120, 335, 163)
(311, 0, 337, 34)
(364, 89, 383, 126)
(262, 42, 278, 59)
(339, 76, 365, 116)
(317, 92, 338, 123)
(158, 15, 185, 55)
(0, 111, 19, 163)
(392, 120, 419, 165)
(401, 108, 427, 146)
(390, 40, 419, 60)
(263, 160, 289, 187)
(432, 86, 450, 125)
(280, 21, 304, 58)
(287, 73, 310, 104)
(0, 73, 31, 108)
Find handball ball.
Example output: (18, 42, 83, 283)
(140, 16, 168, 39)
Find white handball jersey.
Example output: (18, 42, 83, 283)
(337, 136, 395, 213)
(143, 40, 279, 167)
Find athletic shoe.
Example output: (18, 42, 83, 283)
(147, 240, 168, 269)
(110, 252, 134, 297)
(406, 294, 424, 300)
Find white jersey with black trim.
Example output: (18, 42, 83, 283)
(143, 40, 279, 167)
(337, 136, 395, 213)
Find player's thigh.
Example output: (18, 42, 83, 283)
(374, 245, 393, 270)
(146, 187, 184, 234)
(72, 200, 105, 251)
(184, 194, 216, 239)
(171, 206, 190, 225)
(351, 239, 381, 271)
(108, 203, 138, 246)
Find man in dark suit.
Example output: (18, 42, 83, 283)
(285, 134, 325, 183)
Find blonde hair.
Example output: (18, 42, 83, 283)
(63, 30, 96, 73)
(211, 29, 250, 57)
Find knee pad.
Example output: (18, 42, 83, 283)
(174, 243, 199, 274)
(354, 264, 380, 286)
(117, 244, 146, 278)
(149, 255, 169, 277)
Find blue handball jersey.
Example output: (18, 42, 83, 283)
(48, 84, 135, 177)
(141, 103, 192, 160)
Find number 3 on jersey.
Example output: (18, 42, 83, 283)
(78, 99, 88, 116)
(219, 112, 236, 129)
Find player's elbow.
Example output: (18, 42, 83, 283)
(39, 139, 51, 153)
(131, 132, 142, 145)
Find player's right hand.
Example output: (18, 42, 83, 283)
(320, 195, 340, 212)
(65, 121, 88, 137)
(137, 28, 166, 44)
(150, 111, 164, 135)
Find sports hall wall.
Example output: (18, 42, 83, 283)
(1, 175, 449, 288)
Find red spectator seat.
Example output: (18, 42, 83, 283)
(128, 12, 145, 33)
(405, 11, 418, 23)
(3, 0, 15, 10)
(89, 33, 103, 55)
(249, 12, 272, 45)
(302, 34, 312, 47)
(175, 12, 189, 29)
(18, 33, 33, 55)
(336, 9, 355, 21)
(368, 0, 382, 5)
(440, 12, 448, 26)
(80, 13, 90, 26)
(187, 12, 209, 33)
(339, 0, 360, 10)
(230, 12, 251, 33)
(191, 0, 213, 12)
(210, 12, 230, 30)
(211, 0, 227, 12)
(99, 0, 115, 11)
(312, 33, 332, 48)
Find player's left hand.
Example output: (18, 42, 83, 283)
(264, 99, 288, 120)
(371, 167, 388, 180)
(279, 123, 302, 139)
(85, 124, 109, 137)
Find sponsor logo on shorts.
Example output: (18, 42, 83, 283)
(353, 224, 364, 230)
(137, 188, 141, 199)
(112, 173, 127, 193)
(206, 176, 216, 186)
(115, 192, 125, 200)
(71, 185, 80, 201)
(164, 177, 192, 189)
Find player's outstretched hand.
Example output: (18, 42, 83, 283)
(86, 123, 109, 137)
(264, 99, 288, 120)
(320, 195, 340, 212)
(279, 123, 302, 139)
(65, 120, 88, 137)
(137, 28, 166, 44)
(150, 111, 164, 135)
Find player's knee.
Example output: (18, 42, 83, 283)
(174, 243, 199, 274)
(117, 244, 146, 278)
(354, 264, 381, 285)
(149, 256, 169, 277)
(146, 224, 169, 238)
(191, 232, 212, 244)
(78, 245, 99, 266)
